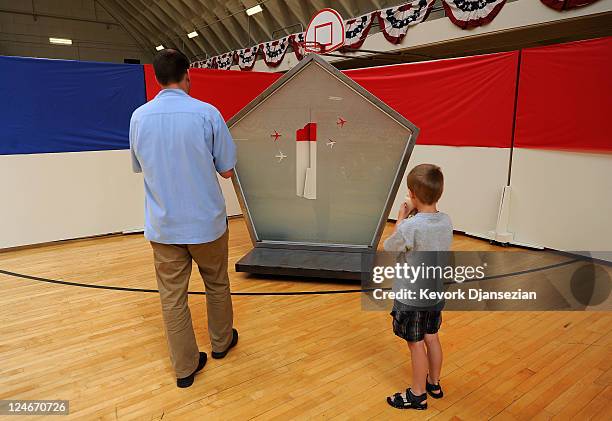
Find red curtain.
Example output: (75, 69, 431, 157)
(347, 52, 519, 148)
(145, 52, 518, 148)
(144, 65, 281, 121)
(515, 37, 612, 152)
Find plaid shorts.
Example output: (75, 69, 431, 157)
(391, 309, 442, 343)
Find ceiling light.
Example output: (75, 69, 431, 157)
(49, 37, 72, 45)
(155, 45, 164, 51)
(187, 31, 199, 39)
(246, 5, 263, 16)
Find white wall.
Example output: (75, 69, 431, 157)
(0, 150, 143, 248)
(0, 150, 241, 249)
(390, 145, 511, 237)
(0, 145, 510, 249)
(6, 145, 610, 252)
(508, 149, 612, 251)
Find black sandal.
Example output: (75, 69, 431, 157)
(426, 376, 443, 399)
(386, 388, 427, 410)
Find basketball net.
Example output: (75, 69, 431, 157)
(300, 41, 326, 55)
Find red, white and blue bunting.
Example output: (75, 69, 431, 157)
(344, 12, 376, 49)
(204, 57, 216, 69)
(290, 32, 306, 60)
(237, 45, 260, 71)
(216, 52, 235, 70)
(192, 0, 593, 70)
(441, 0, 507, 29)
(378, 1, 435, 45)
(261, 36, 290, 67)
(540, 0, 599, 10)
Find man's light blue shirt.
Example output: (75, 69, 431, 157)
(129, 89, 236, 244)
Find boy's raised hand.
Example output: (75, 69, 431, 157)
(397, 202, 411, 221)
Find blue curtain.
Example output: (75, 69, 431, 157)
(0, 56, 146, 155)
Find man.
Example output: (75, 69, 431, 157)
(130, 49, 238, 388)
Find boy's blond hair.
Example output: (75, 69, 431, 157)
(407, 164, 444, 205)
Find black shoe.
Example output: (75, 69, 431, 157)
(176, 352, 207, 388)
(426, 376, 443, 399)
(212, 328, 238, 359)
(387, 388, 427, 410)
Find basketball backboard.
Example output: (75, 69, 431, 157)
(304, 8, 345, 53)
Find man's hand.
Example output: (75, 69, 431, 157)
(219, 169, 234, 179)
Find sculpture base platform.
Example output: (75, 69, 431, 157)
(235, 247, 372, 281)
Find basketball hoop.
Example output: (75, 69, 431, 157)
(304, 8, 345, 55)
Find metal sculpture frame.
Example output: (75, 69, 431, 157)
(227, 54, 419, 279)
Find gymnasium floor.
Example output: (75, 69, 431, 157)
(0, 218, 610, 420)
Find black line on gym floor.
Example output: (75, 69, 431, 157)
(0, 258, 582, 296)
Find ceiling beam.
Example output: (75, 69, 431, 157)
(162, 0, 211, 57)
(108, 0, 175, 51)
(110, 0, 178, 52)
(208, 0, 265, 49)
(277, 0, 307, 33)
(299, 1, 316, 25)
(146, 1, 200, 58)
(337, 0, 358, 18)
(188, 0, 244, 51)
(175, 0, 217, 57)
(174, 0, 214, 56)
(95, 0, 153, 57)
(256, 2, 290, 38)
(354, 0, 378, 14)
(235, 0, 275, 42)
(116, 0, 189, 55)
(191, 0, 243, 55)
(370, 0, 383, 10)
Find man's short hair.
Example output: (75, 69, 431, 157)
(407, 164, 444, 205)
(153, 49, 190, 85)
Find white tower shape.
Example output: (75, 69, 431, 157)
(295, 122, 317, 200)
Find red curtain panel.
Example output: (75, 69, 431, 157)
(144, 64, 281, 121)
(515, 36, 612, 153)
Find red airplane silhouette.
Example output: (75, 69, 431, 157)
(271, 130, 282, 141)
(337, 117, 347, 128)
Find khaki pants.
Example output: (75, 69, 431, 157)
(151, 228, 233, 378)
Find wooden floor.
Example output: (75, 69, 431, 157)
(0, 218, 610, 420)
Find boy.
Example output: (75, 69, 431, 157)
(383, 164, 452, 410)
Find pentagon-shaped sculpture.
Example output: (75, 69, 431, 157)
(229, 54, 419, 279)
